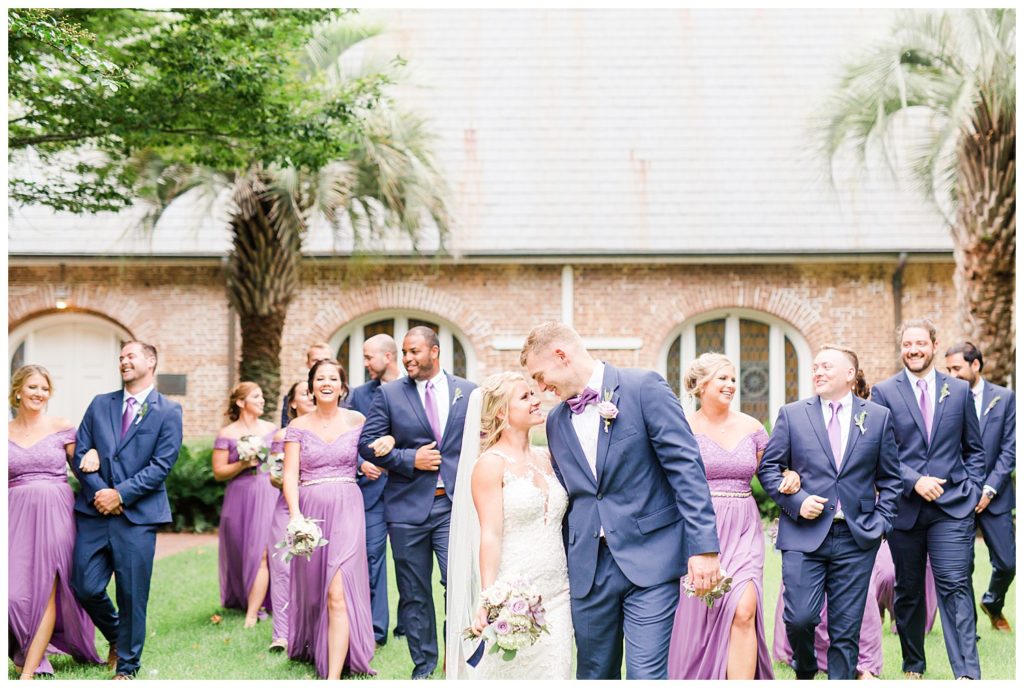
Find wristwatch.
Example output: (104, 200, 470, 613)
(982, 485, 998, 499)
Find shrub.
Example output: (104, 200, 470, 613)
(164, 439, 223, 533)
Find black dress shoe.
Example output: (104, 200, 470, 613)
(393, 626, 406, 638)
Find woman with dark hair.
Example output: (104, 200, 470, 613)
(212, 382, 279, 627)
(283, 359, 375, 678)
(8, 365, 103, 679)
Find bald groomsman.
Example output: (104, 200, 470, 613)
(945, 341, 1015, 633)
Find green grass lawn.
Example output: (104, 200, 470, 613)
(9, 535, 1015, 679)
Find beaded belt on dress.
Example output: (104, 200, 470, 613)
(710, 490, 752, 498)
(300, 476, 357, 487)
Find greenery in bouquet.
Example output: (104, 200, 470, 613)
(276, 516, 329, 563)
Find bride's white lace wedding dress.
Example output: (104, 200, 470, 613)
(472, 447, 574, 680)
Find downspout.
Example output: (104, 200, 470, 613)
(223, 256, 237, 392)
(891, 252, 908, 364)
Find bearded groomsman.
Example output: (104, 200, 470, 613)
(348, 334, 404, 646)
(758, 345, 900, 679)
(358, 326, 476, 679)
(871, 319, 986, 680)
(945, 341, 1016, 634)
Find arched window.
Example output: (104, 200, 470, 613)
(330, 310, 474, 387)
(661, 309, 812, 424)
(9, 313, 132, 422)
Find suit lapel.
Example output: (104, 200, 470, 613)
(594, 364, 619, 484)
(109, 391, 124, 441)
(117, 389, 159, 451)
(894, 375, 929, 445)
(805, 398, 838, 470)
(930, 372, 950, 444)
(440, 374, 464, 448)
(556, 404, 598, 488)
(402, 378, 435, 440)
(981, 381, 995, 432)
(841, 397, 866, 470)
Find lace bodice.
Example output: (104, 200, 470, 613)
(284, 426, 361, 482)
(697, 427, 769, 493)
(8, 428, 76, 486)
(213, 429, 278, 464)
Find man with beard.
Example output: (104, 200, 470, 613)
(945, 341, 1016, 634)
(871, 320, 985, 680)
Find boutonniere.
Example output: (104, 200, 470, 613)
(854, 410, 868, 435)
(596, 389, 618, 433)
(985, 396, 1002, 416)
(134, 401, 150, 426)
(452, 388, 463, 406)
(938, 383, 950, 403)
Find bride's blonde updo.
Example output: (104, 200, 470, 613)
(479, 371, 528, 452)
(683, 353, 735, 399)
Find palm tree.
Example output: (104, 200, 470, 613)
(136, 20, 451, 417)
(820, 8, 1015, 384)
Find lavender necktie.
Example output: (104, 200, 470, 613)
(121, 396, 137, 438)
(424, 381, 442, 444)
(827, 401, 842, 468)
(917, 379, 932, 441)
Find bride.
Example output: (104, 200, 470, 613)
(446, 372, 573, 679)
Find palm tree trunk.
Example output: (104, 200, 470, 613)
(952, 99, 1015, 386)
(226, 173, 303, 419)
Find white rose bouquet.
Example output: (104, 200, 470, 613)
(464, 576, 549, 663)
(237, 434, 270, 467)
(276, 516, 329, 563)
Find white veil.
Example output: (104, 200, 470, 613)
(445, 387, 483, 680)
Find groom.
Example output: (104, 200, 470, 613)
(521, 322, 721, 679)
(70, 341, 182, 679)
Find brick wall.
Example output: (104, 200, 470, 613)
(9, 258, 958, 439)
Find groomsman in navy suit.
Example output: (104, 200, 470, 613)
(70, 341, 183, 679)
(759, 345, 901, 680)
(521, 322, 721, 679)
(358, 326, 476, 679)
(871, 319, 986, 680)
(348, 334, 403, 646)
(945, 341, 1016, 633)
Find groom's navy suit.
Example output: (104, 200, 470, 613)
(973, 380, 1015, 621)
(70, 388, 182, 676)
(546, 364, 719, 679)
(872, 371, 985, 679)
(758, 395, 900, 679)
(358, 372, 476, 678)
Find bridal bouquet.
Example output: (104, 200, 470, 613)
(681, 568, 733, 608)
(464, 577, 549, 663)
(237, 434, 270, 467)
(276, 516, 329, 563)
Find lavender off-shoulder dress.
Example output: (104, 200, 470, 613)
(668, 428, 774, 679)
(8, 428, 103, 674)
(284, 426, 374, 678)
(267, 438, 291, 643)
(215, 431, 278, 615)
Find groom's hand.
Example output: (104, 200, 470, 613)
(687, 553, 722, 597)
(414, 442, 442, 471)
(94, 488, 123, 515)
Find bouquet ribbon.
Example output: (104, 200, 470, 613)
(466, 639, 486, 668)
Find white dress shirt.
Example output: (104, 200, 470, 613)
(820, 391, 852, 520)
(415, 370, 449, 488)
(570, 362, 605, 479)
(972, 378, 985, 421)
(904, 367, 938, 407)
(122, 384, 154, 416)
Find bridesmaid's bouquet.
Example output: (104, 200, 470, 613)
(237, 434, 270, 467)
(276, 516, 329, 563)
(263, 450, 284, 480)
(681, 568, 733, 608)
(464, 576, 549, 663)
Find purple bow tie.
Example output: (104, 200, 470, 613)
(568, 386, 600, 415)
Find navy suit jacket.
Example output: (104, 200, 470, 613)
(348, 379, 387, 511)
(358, 373, 477, 525)
(546, 364, 719, 599)
(71, 388, 183, 525)
(977, 381, 1015, 515)
(758, 395, 901, 552)
(871, 371, 986, 529)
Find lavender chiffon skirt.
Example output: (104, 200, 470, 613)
(268, 492, 291, 642)
(8, 480, 103, 673)
(668, 495, 774, 679)
(219, 470, 277, 614)
(288, 482, 374, 677)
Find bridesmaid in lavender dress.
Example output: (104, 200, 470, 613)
(668, 354, 798, 680)
(8, 365, 103, 679)
(212, 382, 279, 627)
(283, 359, 374, 679)
(265, 381, 316, 653)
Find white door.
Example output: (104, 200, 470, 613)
(10, 315, 127, 424)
